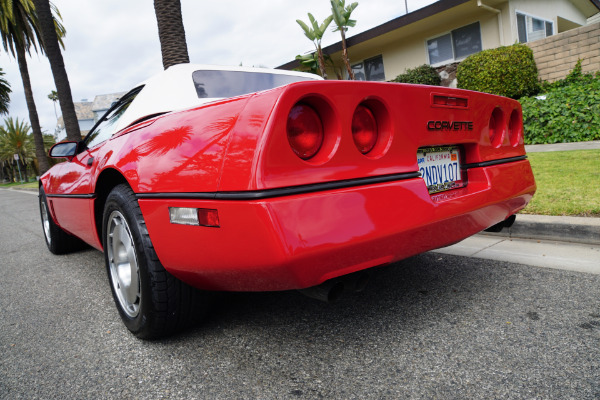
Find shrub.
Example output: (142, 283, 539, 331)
(391, 64, 441, 86)
(520, 64, 600, 144)
(457, 43, 539, 99)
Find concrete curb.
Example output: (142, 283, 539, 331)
(10, 186, 37, 192)
(480, 214, 600, 246)
(525, 140, 600, 153)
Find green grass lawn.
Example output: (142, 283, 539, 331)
(0, 181, 38, 189)
(522, 149, 600, 217)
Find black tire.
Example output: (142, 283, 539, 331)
(102, 183, 208, 339)
(39, 187, 85, 254)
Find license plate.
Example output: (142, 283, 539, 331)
(417, 146, 464, 194)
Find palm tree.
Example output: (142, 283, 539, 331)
(0, 117, 34, 181)
(0, 68, 11, 115)
(330, 0, 359, 80)
(33, 0, 81, 142)
(0, 0, 65, 174)
(153, 0, 189, 69)
(48, 89, 58, 118)
(295, 52, 342, 79)
(296, 13, 333, 79)
(295, 53, 319, 75)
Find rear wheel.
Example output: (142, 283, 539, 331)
(39, 187, 84, 254)
(103, 184, 208, 339)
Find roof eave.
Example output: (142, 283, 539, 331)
(277, 0, 470, 70)
(277, 0, 600, 70)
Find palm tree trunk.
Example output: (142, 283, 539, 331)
(16, 43, 50, 175)
(20, 159, 28, 182)
(11, 160, 19, 181)
(30, 158, 39, 177)
(154, 0, 190, 70)
(33, 0, 82, 142)
(2, 162, 9, 182)
(316, 45, 328, 79)
(340, 30, 355, 80)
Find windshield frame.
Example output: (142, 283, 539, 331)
(81, 85, 145, 148)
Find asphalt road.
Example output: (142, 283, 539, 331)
(1, 188, 599, 399)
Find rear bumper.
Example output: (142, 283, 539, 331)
(138, 160, 535, 291)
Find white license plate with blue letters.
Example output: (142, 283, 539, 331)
(417, 146, 464, 194)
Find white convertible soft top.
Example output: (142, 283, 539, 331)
(114, 64, 321, 132)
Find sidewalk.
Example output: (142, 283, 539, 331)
(525, 140, 600, 153)
(435, 235, 600, 274)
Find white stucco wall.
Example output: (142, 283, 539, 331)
(508, 0, 589, 42)
(323, 0, 595, 81)
(354, 12, 504, 80)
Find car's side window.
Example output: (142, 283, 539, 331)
(84, 87, 142, 149)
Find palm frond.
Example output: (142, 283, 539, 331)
(0, 68, 11, 115)
(0, 0, 66, 58)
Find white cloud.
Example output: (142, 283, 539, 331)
(0, 0, 437, 135)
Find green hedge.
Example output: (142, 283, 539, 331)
(391, 64, 441, 86)
(520, 61, 600, 144)
(457, 44, 539, 99)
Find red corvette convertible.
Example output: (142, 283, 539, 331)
(40, 64, 536, 338)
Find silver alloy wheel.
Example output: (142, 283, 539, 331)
(40, 199, 51, 245)
(106, 210, 141, 318)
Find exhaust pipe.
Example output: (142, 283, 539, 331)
(504, 214, 517, 228)
(484, 214, 517, 232)
(298, 271, 370, 302)
(298, 280, 345, 302)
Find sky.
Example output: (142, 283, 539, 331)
(0, 0, 438, 136)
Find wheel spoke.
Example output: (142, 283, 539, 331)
(122, 227, 134, 258)
(110, 221, 120, 260)
(117, 262, 131, 287)
(113, 221, 128, 264)
(125, 263, 139, 304)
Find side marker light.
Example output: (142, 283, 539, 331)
(169, 207, 220, 227)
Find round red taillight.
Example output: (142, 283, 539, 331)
(508, 109, 522, 147)
(489, 108, 505, 147)
(287, 103, 324, 160)
(352, 105, 378, 154)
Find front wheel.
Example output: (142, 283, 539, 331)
(103, 184, 208, 339)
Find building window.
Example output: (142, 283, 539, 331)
(351, 55, 385, 81)
(517, 12, 553, 43)
(427, 22, 482, 65)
